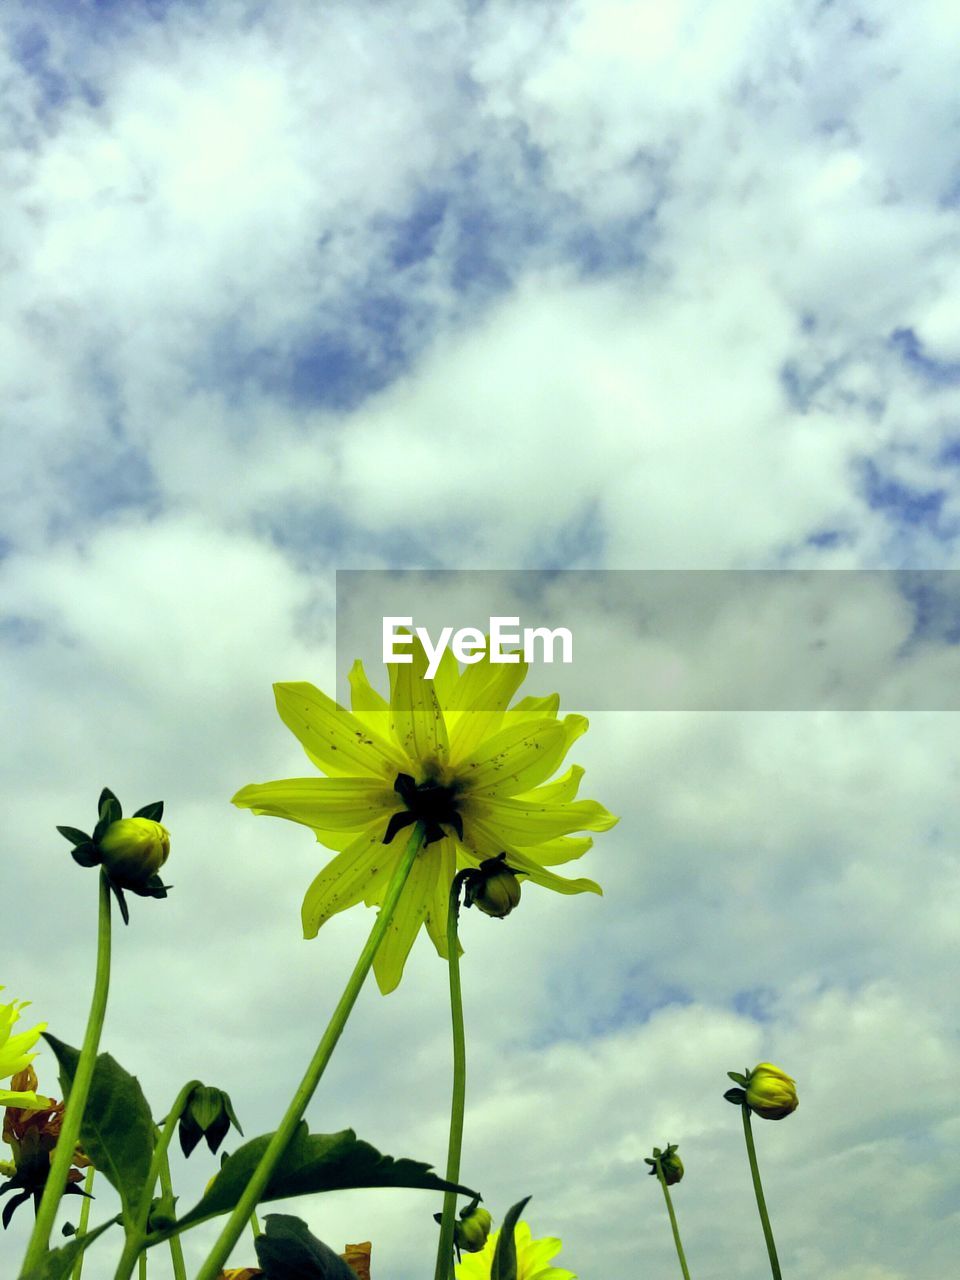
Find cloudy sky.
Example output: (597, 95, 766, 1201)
(3, 1, 960, 1277)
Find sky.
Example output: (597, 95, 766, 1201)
(2, 1, 959, 1277)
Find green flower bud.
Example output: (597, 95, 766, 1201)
(99, 818, 170, 887)
(744, 1062, 798, 1120)
(178, 1084, 243, 1157)
(644, 1142, 684, 1185)
(462, 854, 522, 918)
(454, 1204, 493, 1254)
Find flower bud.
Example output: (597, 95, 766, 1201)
(645, 1142, 684, 1185)
(455, 1205, 493, 1254)
(99, 818, 170, 887)
(744, 1063, 798, 1120)
(462, 855, 522, 918)
(179, 1084, 243, 1157)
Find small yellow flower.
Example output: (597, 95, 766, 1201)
(745, 1063, 798, 1120)
(99, 817, 171, 886)
(455, 1221, 576, 1280)
(0, 991, 50, 1111)
(233, 640, 617, 993)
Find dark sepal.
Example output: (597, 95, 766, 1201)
(724, 1087, 747, 1105)
(92, 789, 122, 844)
(1, 1185, 33, 1230)
(57, 826, 92, 847)
(147, 1190, 178, 1232)
(132, 801, 164, 822)
(727, 1071, 749, 1087)
(70, 843, 101, 869)
(108, 880, 130, 926)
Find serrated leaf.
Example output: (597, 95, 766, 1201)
(57, 826, 92, 847)
(255, 1213, 357, 1279)
(42, 1035, 154, 1222)
(19, 1215, 118, 1280)
(177, 1124, 479, 1229)
(133, 801, 164, 822)
(491, 1195, 531, 1280)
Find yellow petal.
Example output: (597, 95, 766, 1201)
(274, 683, 408, 779)
(371, 847, 437, 994)
(301, 825, 398, 937)
(458, 719, 577, 797)
(502, 692, 561, 723)
(466, 819, 602, 896)
(422, 837, 461, 959)
(447, 662, 530, 762)
(465, 796, 618, 845)
(388, 637, 449, 766)
(519, 835, 594, 866)
(513, 765, 584, 805)
(348, 659, 391, 738)
(232, 778, 398, 831)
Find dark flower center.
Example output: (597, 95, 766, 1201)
(383, 773, 464, 846)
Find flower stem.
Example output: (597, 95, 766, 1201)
(113, 1082, 198, 1280)
(70, 1166, 96, 1280)
(192, 823, 428, 1280)
(21, 871, 113, 1276)
(741, 1104, 783, 1280)
(433, 873, 470, 1280)
(250, 1209, 262, 1240)
(654, 1159, 691, 1280)
(158, 1149, 187, 1280)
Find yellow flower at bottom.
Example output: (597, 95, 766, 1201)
(0, 990, 50, 1111)
(233, 639, 618, 993)
(455, 1221, 576, 1280)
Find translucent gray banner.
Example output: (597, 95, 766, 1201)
(335, 570, 960, 710)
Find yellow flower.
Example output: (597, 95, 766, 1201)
(455, 1221, 576, 1280)
(0, 991, 51, 1111)
(745, 1063, 799, 1120)
(233, 640, 617, 992)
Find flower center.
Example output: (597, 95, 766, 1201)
(383, 772, 464, 846)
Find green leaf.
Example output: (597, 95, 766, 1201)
(491, 1195, 531, 1280)
(177, 1124, 479, 1229)
(57, 826, 92, 847)
(723, 1087, 746, 1105)
(255, 1214, 358, 1279)
(97, 788, 122, 822)
(727, 1071, 748, 1087)
(42, 1035, 155, 1223)
(19, 1216, 119, 1280)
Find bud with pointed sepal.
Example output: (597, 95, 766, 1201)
(178, 1083, 243, 1157)
(462, 854, 522, 919)
(744, 1063, 798, 1120)
(644, 1142, 684, 1185)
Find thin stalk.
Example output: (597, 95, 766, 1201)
(433, 874, 469, 1280)
(250, 1209, 262, 1240)
(193, 823, 427, 1280)
(113, 1082, 198, 1280)
(22, 871, 113, 1275)
(654, 1159, 691, 1280)
(741, 1105, 783, 1280)
(69, 1166, 96, 1280)
(158, 1150, 187, 1280)
(137, 1255, 146, 1280)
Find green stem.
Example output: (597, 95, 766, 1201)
(70, 1166, 96, 1280)
(433, 874, 469, 1280)
(741, 1105, 783, 1280)
(654, 1160, 691, 1280)
(113, 1082, 199, 1280)
(21, 871, 113, 1275)
(158, 1149, 187, 1280)
(250, 1209, 262, 1240)
(193, 823, 428, 1280)
(137, 1254, 146, 1280)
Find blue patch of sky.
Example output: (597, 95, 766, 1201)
(892, 572, 960, 648)
(48, 442, 161, 540)
(890, 327, 960, 386)
(527, 500, 606, 569)
(732, 986, 778, 1024)
(257, 505, 449, 573)
(860, 458, 947, 530)
(0, 615, 44, 647)
(528, 966, 694, 1047)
